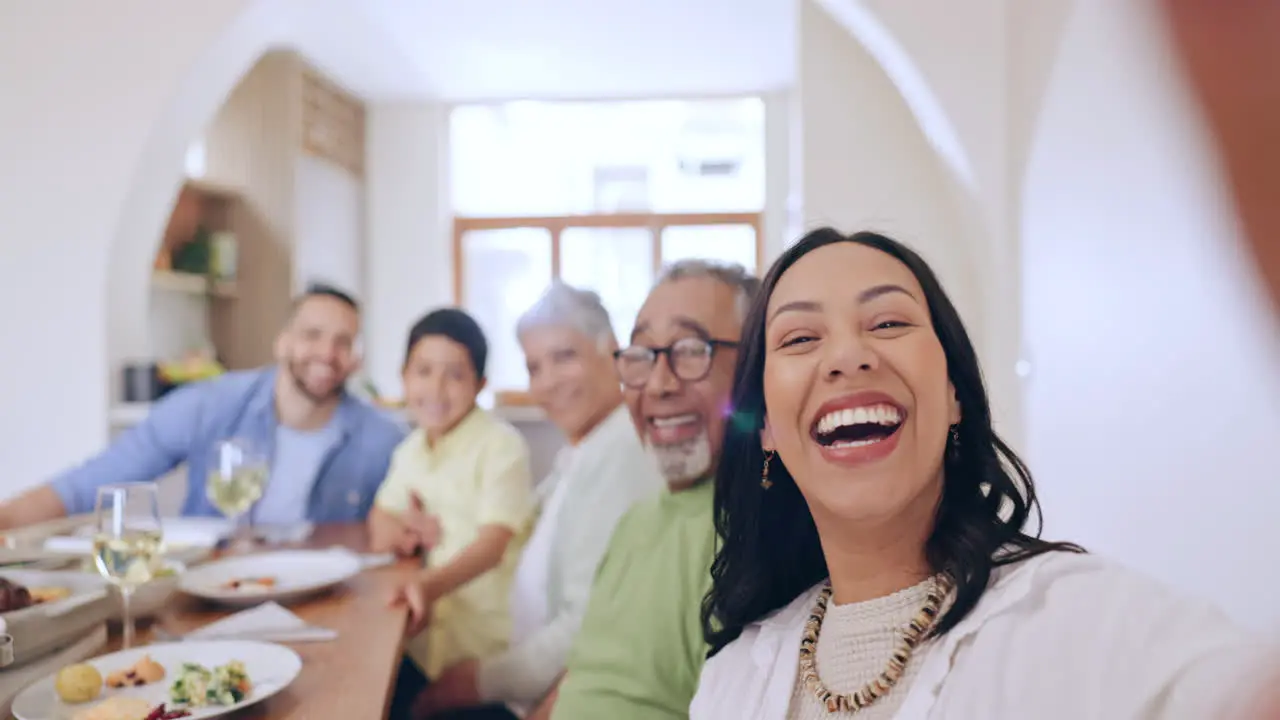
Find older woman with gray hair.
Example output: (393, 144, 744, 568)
(412, 281, 662, 719)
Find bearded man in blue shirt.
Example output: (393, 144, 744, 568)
(0, 283, 405, 529)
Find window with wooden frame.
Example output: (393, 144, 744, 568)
(450, 98, 766, 395)
(454, 212, 763, 393)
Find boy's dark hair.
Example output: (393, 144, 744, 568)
(404, 308, 488, 379)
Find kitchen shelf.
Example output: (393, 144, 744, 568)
(151, 270, 237, 299)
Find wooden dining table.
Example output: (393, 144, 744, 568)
(106, 523, 420, 719)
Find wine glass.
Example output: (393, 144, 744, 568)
(93, 483, 163, 649)
(207, 438, 269, 551)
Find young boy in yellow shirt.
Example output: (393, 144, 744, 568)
(370, 308, 536, 719)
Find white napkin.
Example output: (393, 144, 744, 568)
(45, 518, 230, 553)
(157, 517, 236, 544)
(186, 601, 337, 643)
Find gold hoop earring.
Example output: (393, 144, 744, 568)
(761, 449, 775, 490)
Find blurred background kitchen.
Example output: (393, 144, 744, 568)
(2, 0, 1278, 633)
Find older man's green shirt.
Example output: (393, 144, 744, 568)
(552, 480, 716, 719)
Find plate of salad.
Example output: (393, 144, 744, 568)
(11, 640, 302, 719)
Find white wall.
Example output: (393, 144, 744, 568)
(363, 103, 452, 399)
(0, 0, 265, 495)
(295, 154, 364, 296)
(762, 90, 797, 262)
(796, 0, 983, 375)
(1022, 0, 1280, 627)
(0, 0, 411, 497)
(812, 0, 1074, 458)
(800, 0, 1279, 628)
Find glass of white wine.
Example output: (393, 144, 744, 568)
(93, 483, 163, 650)
(207, 438, 269, 552)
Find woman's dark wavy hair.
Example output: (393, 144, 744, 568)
(701, 228, 1083, 657)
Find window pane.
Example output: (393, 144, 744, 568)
(661, 224, 758, 275)
(461, 228, 553, 391)
(559, 227, 655, 343)
(450, 98, 765, 216)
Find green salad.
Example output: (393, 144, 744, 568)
(168, 660, 252, 707)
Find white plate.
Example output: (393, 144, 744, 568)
(11, 640, 302, 720)
(178, 550, 362, 607)
(4, 560, 185, 621)
(0, 570, 109, 621)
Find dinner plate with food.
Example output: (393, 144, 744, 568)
(0, 571, 109, 618)
(10, 640, 302, 720)
(177, 549, 362, 607)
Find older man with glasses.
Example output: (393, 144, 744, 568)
(530, 260, 760, 720)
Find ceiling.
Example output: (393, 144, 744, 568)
(299, 0, 796, 102)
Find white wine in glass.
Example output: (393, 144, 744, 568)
(206, 465, 267, 517)
(207, 438, 268, 549)
(93, 483, 163, 650)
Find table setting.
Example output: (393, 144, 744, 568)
(0, 443, 418, 720)
(152, 603, 335, 645)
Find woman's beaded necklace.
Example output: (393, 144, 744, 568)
(797, 573, 954, 714)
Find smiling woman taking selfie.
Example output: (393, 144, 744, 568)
(691, 229, 1274, 719)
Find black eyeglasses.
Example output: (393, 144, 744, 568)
(613, 337, 739, 389)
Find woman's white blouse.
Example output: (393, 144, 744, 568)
(691, 552, 1274, 719)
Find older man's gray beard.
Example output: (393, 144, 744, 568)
(645, 429, 713, 488)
